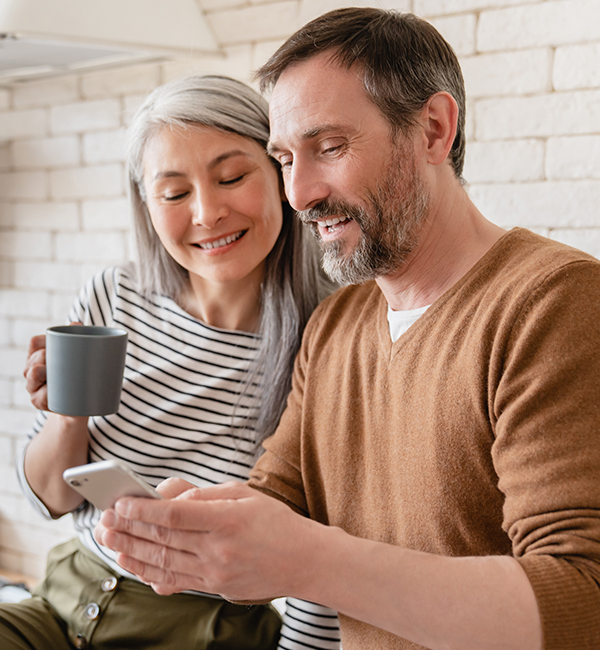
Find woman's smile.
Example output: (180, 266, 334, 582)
(193, 229, 247, 251)
(142, 125, 283, 292)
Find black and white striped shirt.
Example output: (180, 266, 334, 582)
(18, 266, 340, 650)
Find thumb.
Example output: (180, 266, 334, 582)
(176, 480, 252, 502)
(156, 477, 197, 498)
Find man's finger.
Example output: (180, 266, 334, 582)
(102, 525, 206, 580)
(114, 481, 252, 530)
(114, 552, 206, 595)
(175, 480, 249, 502)
(99, 506, 209, 554)
(155, 477, 196, 498)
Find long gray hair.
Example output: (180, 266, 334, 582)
(127, 74, 334, 449)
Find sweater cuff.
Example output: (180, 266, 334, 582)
(518, 553, 600, 649)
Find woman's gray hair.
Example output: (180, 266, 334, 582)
(126, 74, 334, 449)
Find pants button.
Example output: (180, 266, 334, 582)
(101, 576, 118, 592)
(75, 633, 88, 648)
(84, 602, 100, 620)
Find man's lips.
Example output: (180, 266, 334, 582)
(192, 230, 246, 250)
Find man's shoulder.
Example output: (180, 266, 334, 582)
(303, 280, 384, 344)
(495, 228, 599, 273)
(312, 280, 382, 322)
(475, 228, 600, 298)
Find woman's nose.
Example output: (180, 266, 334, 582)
(191, 191, 228, 228)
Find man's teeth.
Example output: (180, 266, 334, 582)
(317, 216, 349, 228)
(197, 231, 243, 250)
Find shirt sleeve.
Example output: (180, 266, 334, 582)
(16, 267, 121, 518)
(492, 259, 600, 649)
(278, 599, 340, 650)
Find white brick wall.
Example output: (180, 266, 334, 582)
(0, 0, 599, 582)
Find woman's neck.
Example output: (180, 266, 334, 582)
(180, 271, 263, 333)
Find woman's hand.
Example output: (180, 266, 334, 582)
(22, 322, 92, 516)
(23, 322, 82, 411)
(23, 333, 49, 410)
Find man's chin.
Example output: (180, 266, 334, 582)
(322, 251, 377, 286)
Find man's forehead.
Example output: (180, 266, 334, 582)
(268, 55, 369, 144)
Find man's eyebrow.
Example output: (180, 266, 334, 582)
(151, 150, 250, 181)
(267, 124, 345, 156)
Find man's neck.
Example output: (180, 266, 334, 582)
(377, 188, 506, 312)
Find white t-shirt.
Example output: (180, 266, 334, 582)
(387, 304, 430, 342)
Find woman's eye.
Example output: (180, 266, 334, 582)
(220, 174, 245, 186)
(164, 192, 188, 201)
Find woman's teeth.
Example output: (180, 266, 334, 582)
(197, 231, 244, 250)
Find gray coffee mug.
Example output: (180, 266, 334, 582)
(46, 325, 128, 416)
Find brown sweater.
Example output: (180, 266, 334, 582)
(250, 228, 600, 649)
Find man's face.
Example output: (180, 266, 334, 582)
(268, 53, 430, 284)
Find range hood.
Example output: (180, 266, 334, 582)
(0, 0, 220, 82)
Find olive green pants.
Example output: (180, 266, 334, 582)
(0, 539, 280, 650)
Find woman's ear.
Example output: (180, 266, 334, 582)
(419, 91, 459, 167)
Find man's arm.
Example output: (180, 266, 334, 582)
(95, 480, 542, 650)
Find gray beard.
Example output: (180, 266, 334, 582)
(299, 153, 430, 286)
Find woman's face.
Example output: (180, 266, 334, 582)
(142, 125, 283, 292)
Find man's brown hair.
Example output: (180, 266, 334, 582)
(257, 8, 466, 179)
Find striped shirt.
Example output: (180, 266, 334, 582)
(17, 266, 340, 650)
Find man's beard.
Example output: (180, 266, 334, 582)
(298, 147, 430, 285)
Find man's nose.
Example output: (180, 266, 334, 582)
(285, 161, 330, 212)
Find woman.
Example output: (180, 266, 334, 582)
(3, 75, 340, 650)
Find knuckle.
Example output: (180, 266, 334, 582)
(156, 542, 173, 570)
(152, 523, 172, 545)
(163, 502, 184, 529)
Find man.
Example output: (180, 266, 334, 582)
(96, 9, 600, 650)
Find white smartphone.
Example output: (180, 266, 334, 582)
(63, 459, 163, 511)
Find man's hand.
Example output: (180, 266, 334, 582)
(94, 479, 319, 600)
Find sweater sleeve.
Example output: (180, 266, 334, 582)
(492, 260, 600, 649)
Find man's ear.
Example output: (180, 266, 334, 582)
(419, 91, 458, 167)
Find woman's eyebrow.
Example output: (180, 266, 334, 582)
(151, 150, 252, 181)
(208, 150, 251, 170)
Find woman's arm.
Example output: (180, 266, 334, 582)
(22, 333, 89, 517)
